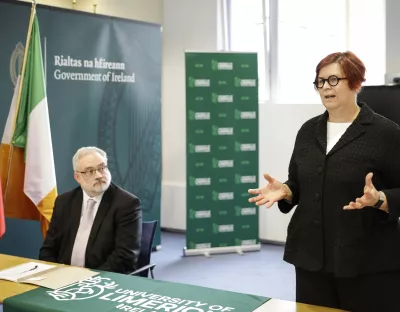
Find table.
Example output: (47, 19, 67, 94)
(0, 254, 61, 302)
(255, 299, 346, 312)
(0, 254, 345, 312)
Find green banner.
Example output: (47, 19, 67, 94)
(0, 0, 162, 255)
(3, 272, 269, 312)
(185, 52, 259, 253)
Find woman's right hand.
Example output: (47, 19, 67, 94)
(248, 173, 292, 208)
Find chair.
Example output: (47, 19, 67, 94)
(129, 220, 158, 279)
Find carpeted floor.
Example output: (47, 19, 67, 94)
(151, 231, 295, 301)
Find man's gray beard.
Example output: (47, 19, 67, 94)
(94, 172, 112, 193)
(94, 180, 110, 193)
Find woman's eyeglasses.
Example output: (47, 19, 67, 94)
(314, 75, 347, 89)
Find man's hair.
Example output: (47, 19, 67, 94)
(72, 146, 108, 171)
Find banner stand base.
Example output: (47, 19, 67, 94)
(183, 244, 261, 257)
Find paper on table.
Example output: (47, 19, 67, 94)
(25, 277, 47, 281)
(0, 261, 99, 289)
(0, 262, 55, 282)
(19, 266, 99, 289)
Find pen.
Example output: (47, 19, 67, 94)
(20, 265, 38, 274)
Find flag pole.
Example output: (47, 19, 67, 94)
(4, 2, 37, 202)
(13, 2, 37, 125)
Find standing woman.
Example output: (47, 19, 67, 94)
(249, 51, 400, 312)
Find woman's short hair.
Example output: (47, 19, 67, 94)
(72, 146, 108, 171)
(314, 51, 366, 91)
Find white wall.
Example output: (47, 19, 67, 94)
(257, 104, 324, 242)
(161, 0, 219, 230)
(348, 0, 386, 85)
(386, 0, 400, 73)
(18, 0, 163, 24)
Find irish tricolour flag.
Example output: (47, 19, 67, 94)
(0, 7, 57, 237)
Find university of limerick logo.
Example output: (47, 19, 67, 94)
(47, 276, 118, 301)
(211, 60, 233, 70)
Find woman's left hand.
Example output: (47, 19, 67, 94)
(343, 172, 380, 210)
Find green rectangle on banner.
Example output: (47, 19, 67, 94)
(3, 272, 269, 312)
(186, 52, 259, 253)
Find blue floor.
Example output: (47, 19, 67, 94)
(152, 231, 295, 301)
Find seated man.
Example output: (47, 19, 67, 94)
(39, 146, 142, 273)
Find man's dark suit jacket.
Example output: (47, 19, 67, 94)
(279, 102, 400, 278)
(39, 183, 142, 274)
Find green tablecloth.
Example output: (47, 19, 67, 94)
(3, 272, 269, 312)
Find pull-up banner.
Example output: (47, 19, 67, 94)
(185, 52, 260, 256)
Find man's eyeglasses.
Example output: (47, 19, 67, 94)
(77, 165, 108, 177)
(314, 75, 347, 89)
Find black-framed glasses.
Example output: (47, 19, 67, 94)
(77, 165, 108, 177)
(314, 75, 347, 89)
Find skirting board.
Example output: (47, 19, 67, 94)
(183, 244, 261, 257)
(259, 239, 285, 246)
(161, 227, 185, 234)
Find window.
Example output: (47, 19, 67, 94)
(228, 0, 348, 104)
(276, 0, 347, 104)
(229, 0, 269, 103)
